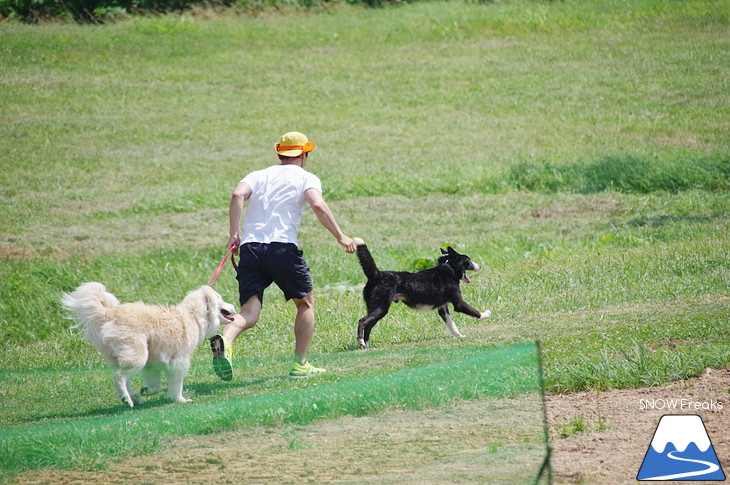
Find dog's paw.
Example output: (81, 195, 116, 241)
(479, 310, 491, 320)
(172, 396, 191, 403)
(353, 237, 365, 246)
(357, 338, 368, 349)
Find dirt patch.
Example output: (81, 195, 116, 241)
(12, 368, 729, 485)
(653, 135, 712, 150)
(530, 196, 621, 220)
(547, 367, 729, 484)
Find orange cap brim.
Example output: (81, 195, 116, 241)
(275, 141, 315, 156)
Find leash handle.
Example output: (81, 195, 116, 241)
(210, 245, 237, 286)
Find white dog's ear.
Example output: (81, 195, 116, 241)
(201, 287, 214, 311)
(200, 286, 223, 312)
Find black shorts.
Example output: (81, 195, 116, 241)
(236, 242, 313, 305)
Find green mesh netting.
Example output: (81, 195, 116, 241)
(1, 343, 550, 483)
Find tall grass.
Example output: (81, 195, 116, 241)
(550, 340, 727, 393)
(508, 154, 730, 194)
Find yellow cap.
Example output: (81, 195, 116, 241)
(275, 131, 315, 157)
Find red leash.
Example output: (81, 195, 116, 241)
(210, 245, 238, 286)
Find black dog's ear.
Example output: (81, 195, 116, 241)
(447, 246, 457, 255)
(440, 248, 448, 255)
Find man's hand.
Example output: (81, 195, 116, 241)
(227, 235, 240, 255)
(339, 235, 356, 254)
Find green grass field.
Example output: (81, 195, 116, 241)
(1, 0, 729, 479)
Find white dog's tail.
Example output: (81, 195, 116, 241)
(61, 282, 120, 338)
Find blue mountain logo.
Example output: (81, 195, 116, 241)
(637, 414, 725, 481)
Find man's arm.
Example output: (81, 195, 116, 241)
(228, 181, 252, 254)
(304, 188, 356, 253)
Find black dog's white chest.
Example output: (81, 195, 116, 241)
(393, 293, 439, 312)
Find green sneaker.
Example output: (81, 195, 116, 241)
(210, 335, 233, 381)
(289, 361, 326, 378)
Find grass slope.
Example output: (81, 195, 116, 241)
(0, 0, 728, 477)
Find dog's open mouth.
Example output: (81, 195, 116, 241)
(220, 309, 234, 323)
(463, 262, 480, 284)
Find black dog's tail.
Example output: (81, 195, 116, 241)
(353, 238, 379, 280)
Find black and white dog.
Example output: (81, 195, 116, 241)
(353, 238, 490, 348)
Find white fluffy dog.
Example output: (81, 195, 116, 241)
(62, 282, 236, 407)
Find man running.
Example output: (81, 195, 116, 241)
(211, 131, 356, 380)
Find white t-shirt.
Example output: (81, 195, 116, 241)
(239, 164, 322, 246)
